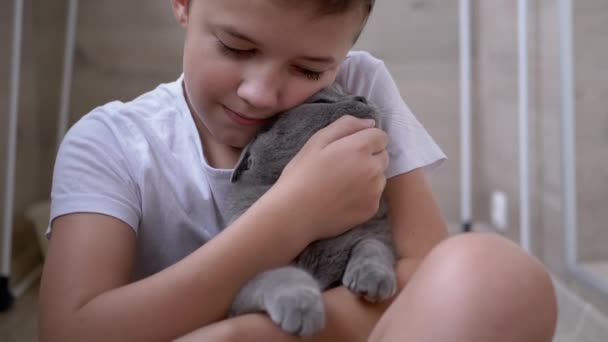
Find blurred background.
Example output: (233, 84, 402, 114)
(0, 0, 606, 341)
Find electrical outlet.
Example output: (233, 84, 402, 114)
(491, 190, 508, 231)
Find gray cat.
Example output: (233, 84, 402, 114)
(226, 84, 397, 337)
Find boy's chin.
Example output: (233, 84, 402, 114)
(218, 133, 257, 149)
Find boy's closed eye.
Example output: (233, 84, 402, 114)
(216, 40, 325, 81)
(295, 67, 325, 81)
(217, 39, 257, 58)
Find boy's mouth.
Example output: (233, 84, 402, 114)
(223, 106, 267, 126)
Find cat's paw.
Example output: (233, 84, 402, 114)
(265, 286, 325, 337)
(342, 260, 397, 302)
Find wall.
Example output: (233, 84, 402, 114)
(473, 0, 608, 315)
(1, 0, 183, 283)
(69, 1, 183, 123)
(573, 0, 608, 263)
(0, 0, 59, 282)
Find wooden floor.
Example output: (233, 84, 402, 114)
(0, 281, 38, 342)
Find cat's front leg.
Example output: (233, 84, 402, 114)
(230, 266, 325, 337)
(342, 238, 397, 302)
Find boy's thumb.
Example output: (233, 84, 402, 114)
(315, 115, 375, 147)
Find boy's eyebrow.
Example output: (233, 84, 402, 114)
(220, 25, 335, 65)
(297, 55, 335, 64)
(222, 25, 259, 45)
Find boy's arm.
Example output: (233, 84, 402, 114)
(39, 117, 386, 342)
(195, 168, 447, 342)
(40, 198, 312, 342)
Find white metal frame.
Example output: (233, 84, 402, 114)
(58, 0, 79, 143)
(518, 0, 531, 253)
(1, 0, 25, 288)
(558, 0, 608, 296)
(459, 0, 473, 233)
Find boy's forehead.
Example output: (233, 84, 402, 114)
(196, 0, 365, 49)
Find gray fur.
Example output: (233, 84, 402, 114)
(226, 84, 397, 336)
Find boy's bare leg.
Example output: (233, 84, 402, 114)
(368, 233, 558, 342)
(175, 233, 557, 342)
(173, 320, 233, 342)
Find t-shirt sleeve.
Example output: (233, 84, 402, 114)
(48, 110, 141, 237)
(336, 51, 447, 178)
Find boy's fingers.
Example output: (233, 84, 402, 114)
(370, 129, 389, 155)
(335, 127, 388, 155)
(375, 149, 390, 172)
(313, 115, 376, 147)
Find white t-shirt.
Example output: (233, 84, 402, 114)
(49, 50, 446, 279)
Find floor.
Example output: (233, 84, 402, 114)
(553, 273, 608, 342)
(582, 261, 608, 280)
(0, 281, 38, 342)
(1, 278, 606, 341)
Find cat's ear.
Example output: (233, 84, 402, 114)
(349, 95, 368, 104)
(308, 83, 345, 104)
(231, 144, 253, 183)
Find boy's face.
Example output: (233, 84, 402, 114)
(172, 0, 365, 148)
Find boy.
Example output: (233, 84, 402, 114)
(39, 0, 557, 341)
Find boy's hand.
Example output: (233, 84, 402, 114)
(272, 115, 389, 242)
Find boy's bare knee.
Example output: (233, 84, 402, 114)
(427, 232, 557, 308)
(369, 234, 557, 341)
(421, 232, 557, 340)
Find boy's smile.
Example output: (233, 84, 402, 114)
(223, 105, 268, 127)
(172, 0, 366, 167)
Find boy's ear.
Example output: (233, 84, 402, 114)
(171, 0, 189, 27)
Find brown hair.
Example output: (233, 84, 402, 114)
(276, 0, 375, 17)
(188, 0, 375, 18)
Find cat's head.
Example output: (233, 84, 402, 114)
(231, 84, 380, 184)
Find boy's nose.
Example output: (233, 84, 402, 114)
(237, 65, 281, 110)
